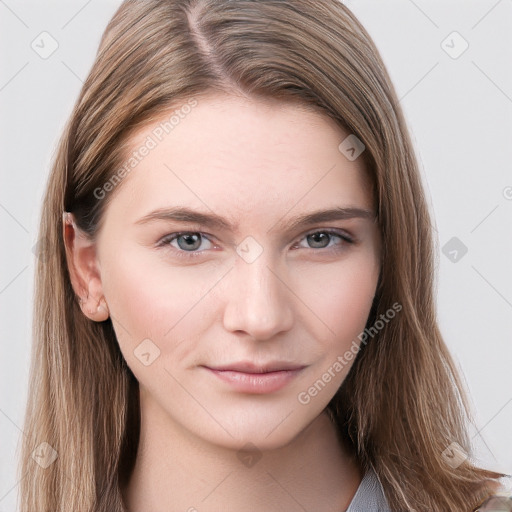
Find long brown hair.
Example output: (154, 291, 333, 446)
(18, 1, 506, 510)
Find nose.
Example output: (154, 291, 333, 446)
(222, 252, 294, 341)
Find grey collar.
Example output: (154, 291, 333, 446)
(345, 467, 391, 512)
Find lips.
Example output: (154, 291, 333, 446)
(205, 361, 306, 373)
(201, 361, 307, 394)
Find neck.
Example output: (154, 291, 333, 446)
(122, 390, 362, 512)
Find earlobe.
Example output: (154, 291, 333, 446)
(63, 212, 110, 322)
(79, 284, 110, 322)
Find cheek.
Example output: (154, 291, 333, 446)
(295, 253, 379, 352)
(330, 265, 377, 328)
(99, 245, 218, 361)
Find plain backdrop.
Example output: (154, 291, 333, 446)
(1, 0, 511, 509)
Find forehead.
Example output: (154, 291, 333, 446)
(104, 93, 373, 225)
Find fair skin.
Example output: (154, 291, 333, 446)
(64, 92, 381, 512)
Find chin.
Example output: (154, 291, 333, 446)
(192, 410, 320, 453)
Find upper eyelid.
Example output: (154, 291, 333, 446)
(294, 228, 354, 245)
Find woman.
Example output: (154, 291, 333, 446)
(18, 1, 509, 511)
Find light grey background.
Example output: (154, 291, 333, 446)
(1, 0, 511, 509)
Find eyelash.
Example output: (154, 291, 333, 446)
(156, 229, 354, 260)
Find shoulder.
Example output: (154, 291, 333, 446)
(475, 494, 512, 511)
(474, 476, 512, 511)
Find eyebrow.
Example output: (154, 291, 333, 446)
(134, 205, 376, 232)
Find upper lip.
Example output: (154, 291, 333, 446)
(204, 361, 306, 373)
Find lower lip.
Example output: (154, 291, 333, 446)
(204, 367, 305, 394)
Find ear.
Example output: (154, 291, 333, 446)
(62, 212, 109, 322)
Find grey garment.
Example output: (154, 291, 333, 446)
(345, 467, 391, 512)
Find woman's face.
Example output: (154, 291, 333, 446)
(93, 93, 381, 450)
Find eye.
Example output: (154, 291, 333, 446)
(157, 232, 215, 258)
(293, 229, 354, 252)
(156, 228, 354, 260)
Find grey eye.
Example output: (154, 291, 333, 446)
(176, 233, 203, 251)
(306, 232, 331, 249)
